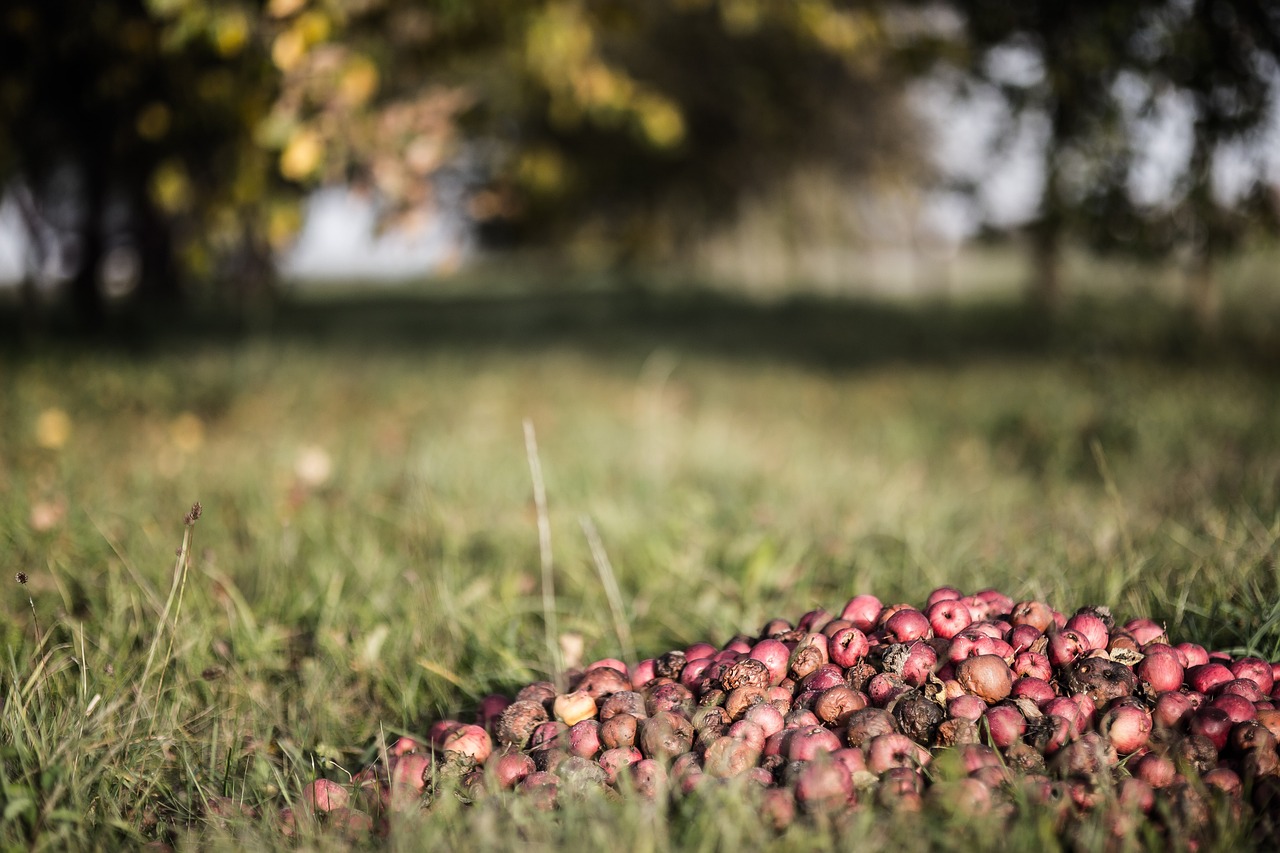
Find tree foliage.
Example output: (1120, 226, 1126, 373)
(943, 0, 1280, 321)
(1, 0, 1278, 327)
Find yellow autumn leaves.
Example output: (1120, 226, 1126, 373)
(33, 407, 205, 454)
(525, 3, 686, 153)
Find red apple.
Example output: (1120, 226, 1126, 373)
(883, 609, 932, 643)
(1065, 612, 1109, 651)
(749, 638, 791, 686)
(744, 702, 786, 738)
(1211, 692, 1256, 723)
(1100, 703, 1152, 754)
(1131, 752, 1176, 788)
(794, 759, 854, 810)
(867, 673, 910, 707)
(900, 642, 938, 687)
(1047, 630, 1088, 666)
(983, 704, 1026, 749)
(1153, 691, 1195, 730)
(926, 600, 972, 640)
(1230, 657, 1275, 694)
(1218, 679, 1263, 703)
(1010, 600, 1055, 632)
(867, 733, 924, 773)
(786, 725, 842, 761)
(967, 622, 1005, 641)
(1186, 662, 1234, 695)
(1124, 618, 1166, 645)
(828, 627, 870, 669)
(1010, 677, 1056, 708)
(1189, 706, 1233, 750)
(302, 779, 349, 814)
(975, 589, 1014, 617)
(1007, 624, 1043, 653)
(1136, 651, 1184, 693)
(631, 659, 657, 689)
(488, 751, 536, 789)
(948, 694, 988, 722)
(1177, 643, 1210, 667)
(840, 594, 883, 631)
(1012, 652, 1052, 681)
(443, 724, 493, 763)
(926, 586, 964, 607)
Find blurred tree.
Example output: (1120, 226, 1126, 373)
(264, 0, 920, 267)
(944, 1, 1149, 311)
(944, 0, 1280, 327)
(1, 0, 919, 327)
(1139, 0, 1280, 330)
(0, 0, 286, 328)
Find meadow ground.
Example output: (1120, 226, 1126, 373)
(2, 286, 1279, 849)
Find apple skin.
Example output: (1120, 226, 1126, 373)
(1010, 600, 1055, 632)
(1012, 652, 1052, 682)
(1131, 752, 1177, 788)
(926, 600, 973, 640)
(749, 638, 792, 687)
(1189, 706, 1234, 750)
(840, 594, 883, 632)
(948, 695, 988, 722)
(1047, 630, 1088, 667)
(1136, 652, 1185, 693)
(1007, 624, 1044, 653)
(899, 642, 938, 687)
(867, 733, 927, 774)
(927, 586, 964, 607)
(1230, 657, 1275, 694)
(1186, 662, 1234, 695)
(983, 704, 1027, 749)
(786, 725, 842, 761)
(828, 627, 870, 669)
(443, 724, 494, 763)
(884, 609, 932, 644)
(1210, 692, 1256, 724)
(1100, 703, 1152, 754)
(1010, 677, 1056, 709)
(1177, 643, 1210, 668)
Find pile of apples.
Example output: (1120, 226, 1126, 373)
(286, 588, 1280, 842)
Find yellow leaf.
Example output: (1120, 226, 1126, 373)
(34, 408, 71, 450)
(267, 0, 307, 18)
(212, 11, 249, 57)
(720, 0, 762, 34)
(338, 56, 379, 107)
(635, 94, 685, 148)
(169, 412, 204, 453)
(135, 102, 171, 141)
(271, 28, 306, 71)
(150, 160, 192, 213)
(296, 10, 330, 45)
(518, 148, 566, 193)
(267, 204, 303, 249)
(279, 129, 322, 181)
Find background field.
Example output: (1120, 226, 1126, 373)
(2, 288, 1280, 849)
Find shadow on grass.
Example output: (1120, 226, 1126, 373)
(4, 285, 1279, 371)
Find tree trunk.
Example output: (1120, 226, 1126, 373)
(70, 159, 107, 332)
(11, 182, 46, 333)
(1029, 221, 1062, 313)
(1030, 136, 1065, 314)
(1184, 133, 1221, 337)
(1186, 238, 1220, 336)
(133, 190, 182, 311)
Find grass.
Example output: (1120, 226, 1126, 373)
(0, 286, 1279, 849)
